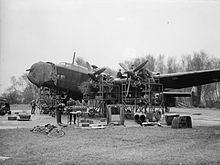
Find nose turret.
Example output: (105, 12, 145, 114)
(27, 62, 57, 87)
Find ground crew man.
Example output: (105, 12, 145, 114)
(56, 103, 65, 124)
(31, 100, 36, 114)
(116, 69, 126, 79)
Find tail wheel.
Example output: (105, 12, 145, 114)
(48, 128, 65, 137)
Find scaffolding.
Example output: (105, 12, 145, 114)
(121, 78, 164, 118)
(83, 76, 164, 117)
(37, 87, 57, 115)
(83, 77, 120, 117)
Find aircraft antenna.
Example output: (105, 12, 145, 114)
(72, 51, 76, 65)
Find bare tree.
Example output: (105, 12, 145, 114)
(167, 56, 179, 73)
(156, 54, 166, 74)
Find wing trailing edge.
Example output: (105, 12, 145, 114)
(155, 69, 220, 89)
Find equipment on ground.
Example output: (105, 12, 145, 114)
(0, 97, 11, 116)
(30, 124, 65, 137)
(106, 104, 125, 125)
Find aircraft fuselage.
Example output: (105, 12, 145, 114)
(27, 61, 90, 99)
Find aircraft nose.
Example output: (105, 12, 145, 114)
(27, 62, 57, 87)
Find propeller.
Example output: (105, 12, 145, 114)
(88, 73, 98, 82)
(138, 67, 155, 83)
(133, 60, 148, 72)
(94, 68, 106, 75)
(119, 59, 149, 98)
(86, 62, 106, 82)
(119, 59, 148, 80)
(118, 63, 129, 72)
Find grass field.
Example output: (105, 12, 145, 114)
(0, 104, 220, 164)
(0, 125, 220, 165)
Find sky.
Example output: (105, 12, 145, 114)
(0, 0, 220, 94)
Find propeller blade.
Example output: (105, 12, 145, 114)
(126, 77, 132, 97)
(119, 63, 129, 72)
(94, 67, 106, 75)
(88, 73, 98, 82)
(133, 59, 148, 72)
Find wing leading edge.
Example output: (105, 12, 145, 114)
(155, 69, 220, 89)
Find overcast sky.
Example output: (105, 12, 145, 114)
(0, 0, 220, 94)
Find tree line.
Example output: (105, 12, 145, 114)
(123, 51, 220, 109)
(1, 74, 38, 104)
(1, 51, 220, 108)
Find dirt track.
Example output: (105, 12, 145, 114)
(0, 105, 220, 165)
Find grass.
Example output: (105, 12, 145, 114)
(0, 125, 220, 165)
(1, 105, 220, 164)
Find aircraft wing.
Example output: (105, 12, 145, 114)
(155, 69, 220, 89)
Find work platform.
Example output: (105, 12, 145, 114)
(82, 76, 165, 120)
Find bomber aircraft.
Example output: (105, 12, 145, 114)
(26, 57, 220, 110)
